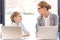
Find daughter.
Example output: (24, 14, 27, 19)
(10, 12, 30, 39)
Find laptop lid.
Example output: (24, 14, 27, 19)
(37, 26, 58, 39)
(2, 26, 22, 39)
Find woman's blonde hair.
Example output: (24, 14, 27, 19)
(38, 1, 51, 10)
(10, 12, 20, 22)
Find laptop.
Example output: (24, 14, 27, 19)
(37, 26, 58, 39)
(2, 26, 22, 39)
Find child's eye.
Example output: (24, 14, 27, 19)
(19, 16, 21, 17)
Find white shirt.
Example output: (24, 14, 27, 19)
(43, 15, 50, 26)
(10, 22, 28, 33)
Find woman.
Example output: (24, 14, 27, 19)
(10, 12, 29, 39)
(36, 1, 59, 40)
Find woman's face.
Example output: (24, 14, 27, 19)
(14, 14, 22, 23)
(38, 6, 47, 15)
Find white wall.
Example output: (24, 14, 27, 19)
(5, 0, 58, 40)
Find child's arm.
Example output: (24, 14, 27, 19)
(21, 23, 30, 37)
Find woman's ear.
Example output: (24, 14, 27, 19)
(43, 7, 47, 11)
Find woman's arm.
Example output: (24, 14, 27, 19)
(53, 14, 59, 26)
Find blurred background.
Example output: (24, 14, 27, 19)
(0, 0, 58, 40)
(4, 0, 58, 40)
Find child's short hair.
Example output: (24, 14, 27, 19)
(10, 12, 20, 22)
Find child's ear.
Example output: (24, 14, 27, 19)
(14, 17, 16, 21)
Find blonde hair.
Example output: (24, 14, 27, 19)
(38, 1, 51, 10)
(10, 12, 20, 22)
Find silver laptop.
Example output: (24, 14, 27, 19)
(37, 26, 58, 39)
(2, 26, 22, 39)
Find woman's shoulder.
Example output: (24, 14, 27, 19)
(50, 14, 59, 18)
(37, 16, 42, 20)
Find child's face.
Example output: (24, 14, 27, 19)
(14, 14, 22, 23)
